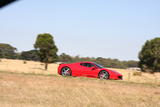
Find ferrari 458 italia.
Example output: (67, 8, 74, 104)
(58, 62, 123, 80)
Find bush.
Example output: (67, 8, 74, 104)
(23, 60, 27, 64)
(133, 72, 142, 76)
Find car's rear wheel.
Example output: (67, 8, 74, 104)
(98, 70, 109, 79)
(61, 67, 72, 77)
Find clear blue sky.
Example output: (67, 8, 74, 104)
(0, 0, 160, 60)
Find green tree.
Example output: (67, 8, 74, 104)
(34, 33, 58, 70)
(125, 60, 138, 68)
(59, 53, 72, 62)
(21, 50, 40, 61)
(0, 43, 17, 59)
(139, 38, 160, 72)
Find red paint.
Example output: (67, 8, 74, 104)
(58, 62, 123, 80)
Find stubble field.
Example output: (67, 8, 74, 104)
(0, 59, 160, 107)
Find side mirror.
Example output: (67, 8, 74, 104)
(91, 67, 96, 70)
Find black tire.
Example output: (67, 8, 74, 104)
(61, 67, 72, 77)
(98, 70, 109, 79)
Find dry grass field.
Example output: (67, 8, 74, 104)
(0, 59, 160, 107)
(0, 72, 160, 107)
(0, 59, 160, 84)
(0, 59, 59, 75)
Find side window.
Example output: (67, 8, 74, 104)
(80, 63, 94, 68)
(87, 63, 94, 67)
(80, 63, 86, 67)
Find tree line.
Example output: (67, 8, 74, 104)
(0, 33, 160, 72)
(0, 35, 138, 70)
(0, 47, 139, 69)
(58, 53, 138, 69)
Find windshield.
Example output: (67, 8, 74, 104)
(94, 63, 104, 68)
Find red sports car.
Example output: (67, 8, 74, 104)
(58, 62, 123, 80)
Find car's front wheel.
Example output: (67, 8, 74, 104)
(61, 67, 72, 77)
(98, 70, 109, 79)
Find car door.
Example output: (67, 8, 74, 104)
(80, 63, 98, 77)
